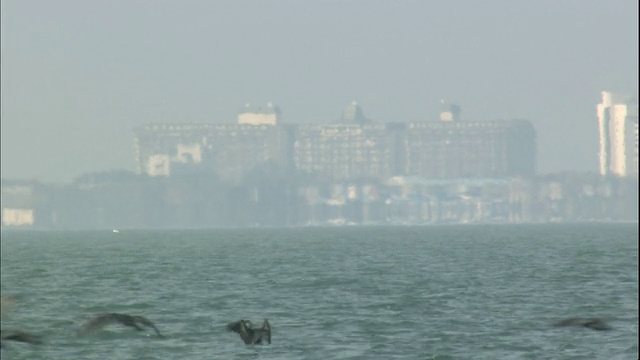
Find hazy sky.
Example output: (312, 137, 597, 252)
(1, 0, 638, 182)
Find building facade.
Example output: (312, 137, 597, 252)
(133, 103, 292, 181)
(597, 91, 639, 178)
(0, 180, 54, 228)
(401, 119, 536, 179)
(293, 123, 401, 181)
(133, 103, 537, 183)
(134, 123, 292, 181)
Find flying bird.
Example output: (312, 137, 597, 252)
(79, 313, 164, 337)
(227, 319, 271, 345)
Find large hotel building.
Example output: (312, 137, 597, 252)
(597, 91, 639, 178)
(133, 101, 537, 182)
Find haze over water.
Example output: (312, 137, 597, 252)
(1, 224, 638, 359)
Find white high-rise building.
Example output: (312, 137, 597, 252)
(597, 91, 638, 177)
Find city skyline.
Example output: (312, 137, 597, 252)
(1, 0, 638, 182)
(132, 103, 536, 183)
(2, 91, 637, 182)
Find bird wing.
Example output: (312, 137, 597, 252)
(260, 319, 271, 344)
(80, 314, 119, 332)
(238, 321, 254, 344)
(133, 316, 163, 337)
(0, 330, 42, 345)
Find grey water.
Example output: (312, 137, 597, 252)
(1, 224, 637, 360)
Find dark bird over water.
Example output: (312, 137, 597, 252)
(1, 330, 43, 348)
(79, 313, 164, 337)
(227, 319, 271, 345)
(553, 317, 612, 331)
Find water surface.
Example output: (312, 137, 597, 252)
(1, 224, 638, 359)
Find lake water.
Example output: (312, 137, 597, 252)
(1, 224, 638, 359)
